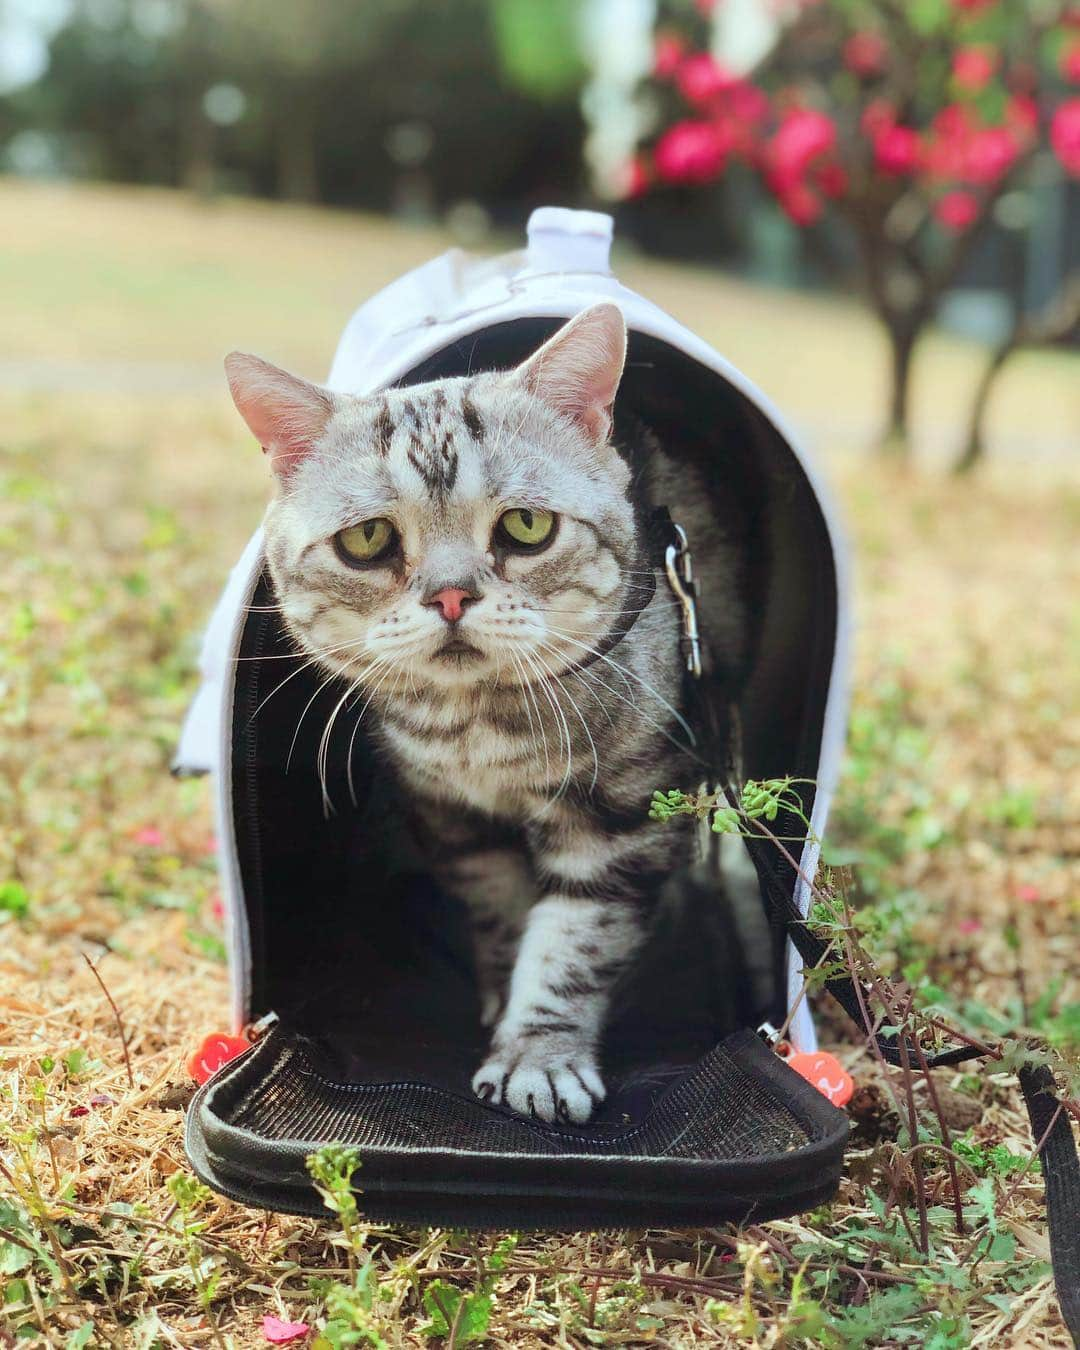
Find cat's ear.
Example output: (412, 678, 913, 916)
(225, 353, 336, 481)
(513, 303, 627, 443)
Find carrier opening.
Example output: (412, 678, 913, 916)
(224, 322, 837, 1132)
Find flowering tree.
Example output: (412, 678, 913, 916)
(627, 0, 1080, 464)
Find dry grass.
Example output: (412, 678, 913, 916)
(1, 182, 1078, 1347)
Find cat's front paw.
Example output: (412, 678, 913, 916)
(472, 1044, 605, 1124)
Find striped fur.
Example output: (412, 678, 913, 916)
(226, 306, 745, 1123)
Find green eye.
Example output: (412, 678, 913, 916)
(335, 518, 396, 564)
(497, 508, 556, 549)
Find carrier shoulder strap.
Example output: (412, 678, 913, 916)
(660, 512, 1080, 1345)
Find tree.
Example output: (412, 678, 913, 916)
(625, 0, 1080, 465)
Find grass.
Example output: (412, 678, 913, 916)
(1, 180, 1078, 1347)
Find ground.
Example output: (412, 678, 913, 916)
(0, 179, 1077, 1348)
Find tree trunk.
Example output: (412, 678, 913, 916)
(879, 317, 921, 457)
(180, 92, 215, 197)
(276, 86, 319, 202)
(954, 342, 1013, 475)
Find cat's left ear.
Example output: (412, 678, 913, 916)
(513, 303, 627, 444)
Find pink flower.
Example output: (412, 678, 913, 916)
(951, 0, 997, 12)
(956, 916, 983, 934)
(209, 892, 225, 922)
(695, 0, 720, 13)
(654, 119, 733, 184)
(844, 31, 888, 78)
(963, 126, 1018, 183)
(262, 1316, 310, 1344)
(676, 52, 737, 106)
(952, 45, 999, 92)
(1014, 882, 1042, 903)
(202, 833, 219, 856)
(134, 826, 164, 848)
(874, 124, 921, 175)
(1062, 41, 1080, 84)
(935, 191, 981, 232)
(1052, 98, 1080, 175)
(654, 33, 685, 80)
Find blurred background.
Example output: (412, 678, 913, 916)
(1, 0, 1078, 463)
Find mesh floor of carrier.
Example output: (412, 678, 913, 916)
(177, 208, 853, 1226)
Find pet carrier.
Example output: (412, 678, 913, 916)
(175, 209, 1078, 1307)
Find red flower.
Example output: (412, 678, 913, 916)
(1062, 41, 1080, 84)
(952, 45, 999, 92)
(654, 32, 685, 80)
(816, 161, 849, 198)
(767, 107, 837, 186)
(873, 124, 921, 175)
(844, 30, 888, 78)
(951, 0, 997, 11)
(934, 102, 974, 140)
(1053, 97, 1080, 175)
(1005, 94, 1039, 138)
(654, 120, 733, 184)
(726, 78, 770, 129)
(963, 126, 1018, 183)
(676, 52, 737, 106)
(935, 190, 980, 232)
(861, 98, 896, 139)
(1052, 98, 1080, 175)
(777, 181, 824, 226)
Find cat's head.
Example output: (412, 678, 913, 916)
(226, 304, 640, 694)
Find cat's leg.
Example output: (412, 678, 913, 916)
(441, 847, 535, 1028)
(407, 797, 535, 1028)
(471, 815, 679, 1123)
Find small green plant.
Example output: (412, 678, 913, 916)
(166, 1172, 226, 1347)
(306, 1146, 395, 1347)
(649, 776, 816, 836)
(420, 1234, 519, 1346)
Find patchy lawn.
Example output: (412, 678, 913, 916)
(0, 183, 1077, 1347)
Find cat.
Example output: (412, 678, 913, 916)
(225, 304, 749, 1123)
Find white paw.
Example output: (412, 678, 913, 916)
(472, 1044, 605, 1124)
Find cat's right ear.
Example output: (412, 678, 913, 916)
(225, 353, 336, 481)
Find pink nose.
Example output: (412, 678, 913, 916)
(425, 587, 474, 623)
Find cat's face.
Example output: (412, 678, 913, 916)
(226, 305, 638, 694)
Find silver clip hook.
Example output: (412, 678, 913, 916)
(664, 522, 703, 679)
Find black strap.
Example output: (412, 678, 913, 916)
(669, 542, 1079, 1342)
(564, 508, 674, 676)
(1019, 1064, 1080, 1342)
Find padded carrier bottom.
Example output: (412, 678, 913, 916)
(186, 1023, 848, 1227)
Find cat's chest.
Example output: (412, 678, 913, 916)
(378, 703, 558, 815)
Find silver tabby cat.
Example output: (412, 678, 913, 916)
(226, 304, 745, 1123)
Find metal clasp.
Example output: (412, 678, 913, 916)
(664, 523, 703, 679)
